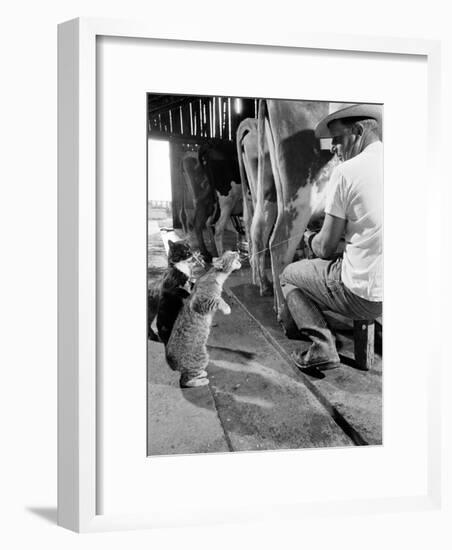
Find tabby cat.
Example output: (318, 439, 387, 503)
(147, 240, 193, 342)
(165, 250, 242, 388)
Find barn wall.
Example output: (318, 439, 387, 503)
(148, 95, 257, 142)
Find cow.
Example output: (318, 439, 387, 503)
(181, 141, 243, 262)
(180, 151, 216, 250)
(237, 100, 340, 318)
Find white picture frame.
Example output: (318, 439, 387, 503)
(58, 17, 443, 533)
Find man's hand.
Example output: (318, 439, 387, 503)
(303, 230, 318, 257)
(303, 230, 317, 248)
(306, 214, 346, 260)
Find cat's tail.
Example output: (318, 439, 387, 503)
(207, 345, 256, 360)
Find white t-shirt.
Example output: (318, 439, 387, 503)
(324, 141, 383, 302)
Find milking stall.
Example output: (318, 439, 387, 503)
(147, 93, 383, 456)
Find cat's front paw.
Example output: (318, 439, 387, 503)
(221, 304, 231, 315)
(180, 374, 209, 388)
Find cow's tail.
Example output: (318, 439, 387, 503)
(256, 99, 268, 210)
(236, 118, 258, 258)
(236, 118, 257, 198)
(246, 98, 269, 280)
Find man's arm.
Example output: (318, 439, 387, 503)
(307, 213, 346, 259)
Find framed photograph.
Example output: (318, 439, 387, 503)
(58, 17, 442, 532)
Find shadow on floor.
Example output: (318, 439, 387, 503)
(181, 343, 354, 450)
(26, 506, 58, 525)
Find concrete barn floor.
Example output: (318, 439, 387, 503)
(147, 215, 382, 456)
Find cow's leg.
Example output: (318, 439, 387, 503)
(213, 184, 241, 257)
(250, 199, 276, 295)
(241, 183, 254, 257)
(250, 100, 278, 296)
(179, 203, 188, 234)
(264, 107, 313, 316)
(270, 164, 338, 317)
(192, 201, 213, 262)
(204, 201, 218, 254)
(179, 181, 189, 233)
(229, 183, 244, 250)
(238, 143, 256, 266)
(270, 202, 312, 318)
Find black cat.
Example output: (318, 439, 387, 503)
(147, 240, 193, 342)
(156, 270, 191, 345)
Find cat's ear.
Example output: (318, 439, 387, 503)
(168, 240, 175, 249)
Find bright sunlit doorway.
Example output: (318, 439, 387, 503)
(147, 138, 173, 235)
(147, 138, 172, 202)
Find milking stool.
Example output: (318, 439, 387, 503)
(352, 319, 376, 371)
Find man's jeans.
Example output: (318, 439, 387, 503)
(280, 258, 382, 363)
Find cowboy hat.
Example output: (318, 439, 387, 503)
(315, 103, 382, 138)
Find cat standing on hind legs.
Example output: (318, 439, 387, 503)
(147, 239, 194, 342)
(166, 250, 241, 388)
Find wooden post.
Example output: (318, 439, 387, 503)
(230, 97, 240, 143)
(215, 97, 223, 139)
(208, 99, 213, 138)
(169, 141, 183, 228)
(199, 99, 204, 137)
(193, 100, 199, 137)
(167, 111, 172, 133)
(197, 100, 202, 137)
(222, 97, 228, 139)
(205, 99, 210, 137)
(182, 103, 191, 137)
(172, 109, 179, 135)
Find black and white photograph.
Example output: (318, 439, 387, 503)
(5, 0, 447, 543)
(147, 94, 383, 455)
